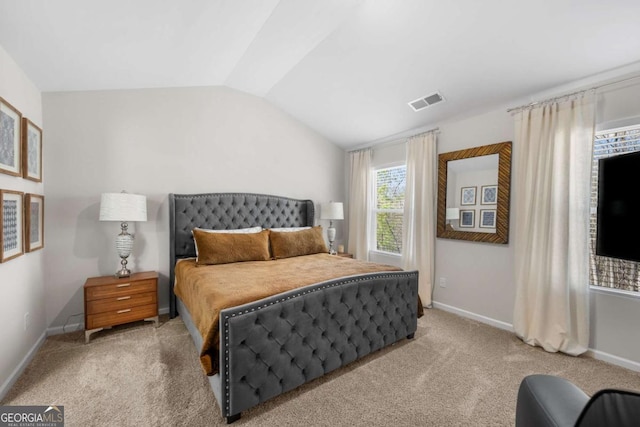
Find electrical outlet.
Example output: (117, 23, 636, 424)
(439, 277, 447, 288)
(24, 312, 31, 331)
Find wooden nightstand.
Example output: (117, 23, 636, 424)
(337, 253, 353, 258)
(84, 271, 159, 343)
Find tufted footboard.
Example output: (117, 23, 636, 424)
(218, 270, 419, 422)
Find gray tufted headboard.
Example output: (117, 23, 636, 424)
(168, 193, 315, 317)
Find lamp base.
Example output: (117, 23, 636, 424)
(327, 223, 337, 255)
(114, 222, 134, 278)
(114, 266, 131, 278)
(115, 253, 132, 278)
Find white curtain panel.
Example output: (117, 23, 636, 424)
(347, 149, 372, 260)
(402, 131, 437, 307)
(513, 94, 595, 356)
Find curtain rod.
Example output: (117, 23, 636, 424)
(347, 127, 440, 153)
(507, 73, 640, 114)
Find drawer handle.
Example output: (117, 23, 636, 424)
(117, 309, 132, 314)
(116, 296, 131, 301)
(116, 283, 131, 288)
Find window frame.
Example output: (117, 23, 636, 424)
(370, 162, 406, 257)
(589, 123, 640, 293)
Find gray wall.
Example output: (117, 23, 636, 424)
(42, 86, 347, 329)
(434, 107, 516, 325)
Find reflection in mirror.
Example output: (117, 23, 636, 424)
(437, 141, 512, 244)
(446, 154, 498, 234)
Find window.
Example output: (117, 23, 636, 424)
(589, 124, 640, 292)
(373, 165, 406, 254)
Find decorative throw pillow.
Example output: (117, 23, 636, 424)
(192, 226, 262, 257)
(270, 226, 328, 259)
(193, 229, 271, 265)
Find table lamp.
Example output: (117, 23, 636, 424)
(320, 201, 344, 255)
(446, 208, 460, 231)
(99, 191, 147, 277)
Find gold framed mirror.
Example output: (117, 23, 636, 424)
(436, 141, 512, 244)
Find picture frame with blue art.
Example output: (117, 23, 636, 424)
(460, 186, 476, 206)
(0, 189, 24, 262)
(0, 97, 22, 177)
(480, 209, 497, 228)
(25, 193, 44, 252)
(22, 118, 42, 182)
(459, 209, 475, 228)
(481, 185, 498, 205)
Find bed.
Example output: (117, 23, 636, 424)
(169, 192, 420, 423)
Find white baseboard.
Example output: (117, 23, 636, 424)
(586, 349, 640, 372)
(432, 301, 514, 332)
(47, 322, 84, 336)
(0, 331, 46, 401)
(46, 306, 170, 336)
(432, 301, 640, 373)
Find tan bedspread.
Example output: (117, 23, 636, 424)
(175, 253, 419, 375)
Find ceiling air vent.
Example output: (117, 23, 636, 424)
(408, 91, 445, 112)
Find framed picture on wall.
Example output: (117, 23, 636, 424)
(25, 193, 44, 252)
(481, 185, 498, 205)
(460, 186, 476, 205)
(459, 209, 475, 228)
(0, 97, 22, 177)
(480, 209, 497, 228)
(0, 189, 24, 262)
(22, 118, 42, 182)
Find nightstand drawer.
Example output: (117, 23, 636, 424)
(86, 291, 157, 315)
(86, 303, 158, 330)
(86, 279, 156, 301)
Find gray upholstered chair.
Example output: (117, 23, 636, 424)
(516, 374, 640, 427)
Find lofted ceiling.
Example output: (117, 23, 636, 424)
(1, 0, 640, 148)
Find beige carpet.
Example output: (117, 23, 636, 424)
(3, 309, 640, 426)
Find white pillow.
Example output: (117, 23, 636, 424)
(193, 226, 262, 234)
(192, 226, 262, 256)
(269, 227, 311, 232)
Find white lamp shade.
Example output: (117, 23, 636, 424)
(446, 208, 460, 220)
(320, 202, 344, 220)
(99, 193, 147, 222)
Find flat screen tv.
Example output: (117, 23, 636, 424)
(596, 150, 640, 262)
